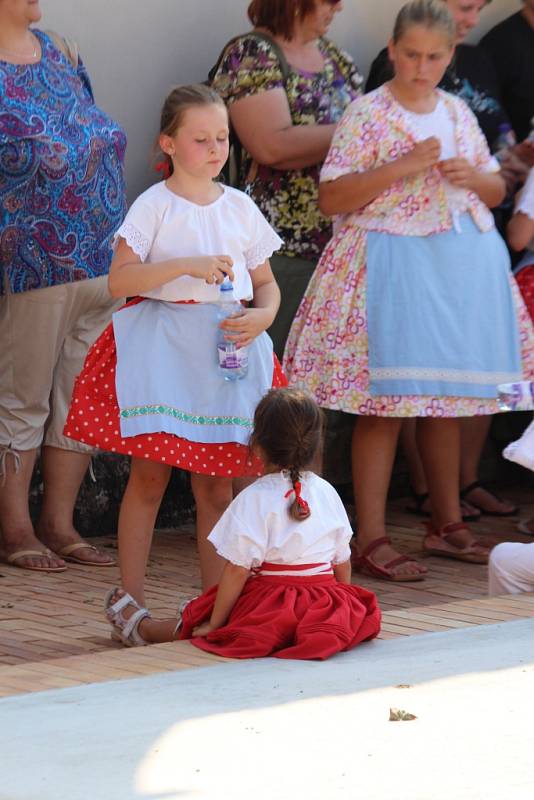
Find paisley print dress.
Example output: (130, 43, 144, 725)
(0, 30, 127, 295)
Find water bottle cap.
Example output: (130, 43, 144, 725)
(220, 277, 233, 292)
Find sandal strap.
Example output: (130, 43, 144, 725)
(383, 554, 416, 570)
(359, 536, 392, 559)
(122, 607, 151, 643)
(105, 589, 142, 625)
(460, 481, 482, 498)
(59, 542, 99, 556)
(7, 548, 54, 563)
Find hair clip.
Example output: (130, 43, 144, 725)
(155, 159, 171, 179)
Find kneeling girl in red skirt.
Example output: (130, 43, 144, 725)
(105, 388, 381, 660)
(64, 84, 285, 598)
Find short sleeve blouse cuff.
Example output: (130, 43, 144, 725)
(332, 542, 352, 565)
(211, 542, 258, 570)
(516, 169, 534, 220)
(114, 222, 151, 261)
(245, 229, 284, 270)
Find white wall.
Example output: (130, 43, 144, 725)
(41, 0, 522, 201)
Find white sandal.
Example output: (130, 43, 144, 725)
(104, 588, 151, 647)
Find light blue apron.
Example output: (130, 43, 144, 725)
(113, 300, 274, 444)
(366, 214, 522, 398)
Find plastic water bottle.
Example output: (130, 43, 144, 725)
(216, 278, 248, 381)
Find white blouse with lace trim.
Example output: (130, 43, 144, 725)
(113, 182, 283, 302)
(208, 471, 353, 571)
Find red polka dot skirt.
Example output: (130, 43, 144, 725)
(64, 299, 288, 477)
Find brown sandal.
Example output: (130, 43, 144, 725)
(351, 536, 426, 582)
(423, 521, 490, 564)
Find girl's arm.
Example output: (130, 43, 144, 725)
(108, 239, 234, 298)
(229, 89, 337, 171)
(193, 562, 251, 636)
(508, 212, 534, 252)
(333, 559, 352, 586)
(319, 137, 441, 217)
(220, 259, 281, 347)
(438, 159, 506, 208)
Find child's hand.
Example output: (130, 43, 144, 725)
(193, 621, 216, 637)
(184, 255, 234, 285)
(400, 137, 441, 177)
(220, 307, 273, 347)
(438, 157, 476, 189)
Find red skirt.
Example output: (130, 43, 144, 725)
(179, 571, 381, 660)
(64, 299, 287, 477)
(516, 263, 534, 324)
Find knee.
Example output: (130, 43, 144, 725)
(192, 476, 233, 515)
(128, 463, 171, 505)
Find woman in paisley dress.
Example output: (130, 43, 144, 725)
(211, 0, 363, 359)
(285, 0, 534, 581)
(0, 0, 127, 571)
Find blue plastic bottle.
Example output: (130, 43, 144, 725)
(216, 279, 249, 381)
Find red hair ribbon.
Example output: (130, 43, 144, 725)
(284, 481, 310, 514)
(155, 159, 171, 179)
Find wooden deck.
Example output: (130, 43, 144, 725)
(1, 489, 534, 699)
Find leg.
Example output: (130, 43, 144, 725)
(401, 419, 480, 521)
(460, 416, 517, 515)
(117, 458, 171, 606)
(488, 542, 534, 595)
(417, 418, 462, 527)
(0, 447, 66, 570)
(352, 416, 426, 578)
(37, 445, 114, 564)
(38, 276, 122, 562)
(417, 418, 490, 559)
(191, 473, 233, 591)
(401, 418, 428, 496)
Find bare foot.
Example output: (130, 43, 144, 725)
(461, 485, 518, 516)
(37, 521, 115, 565)
(2, 529, 66, 571)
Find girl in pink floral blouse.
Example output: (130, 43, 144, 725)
(284, 0, 534, 581)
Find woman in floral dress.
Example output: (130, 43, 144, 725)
(285, 0, 534, 581)
(211, 0, 363, 359)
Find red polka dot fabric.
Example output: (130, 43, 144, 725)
(64, 299, 287, 477)
(516, 264, 534, 324)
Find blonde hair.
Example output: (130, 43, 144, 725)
(393, 0, 455, 45)
(156, 84, 227, 176)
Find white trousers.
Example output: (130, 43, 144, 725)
(488, 542, 534, 595)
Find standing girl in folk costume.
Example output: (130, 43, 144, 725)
(105, 388, 381, 660)
(64, 85, 284, 597)
(284, 0, 534, 581)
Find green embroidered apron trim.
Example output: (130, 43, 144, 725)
(120, 404, 253, 428)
